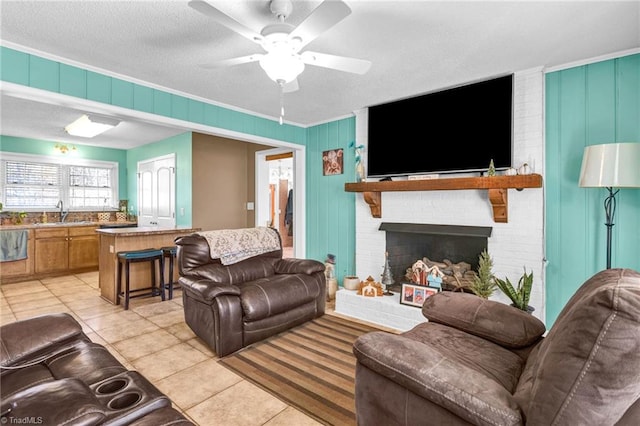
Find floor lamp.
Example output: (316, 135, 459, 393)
(579, 143, 640, 269)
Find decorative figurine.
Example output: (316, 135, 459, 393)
(381, 251, 394, 295)
(358, 276, 383, 297)
(518, 162, 531, 175)
(426, 265, 444, 289)
(411, 260, 428, 285)
(325, 254, 338, 301)
(488, 159, 496, 176)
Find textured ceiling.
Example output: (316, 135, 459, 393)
(1, 1, 638, 149)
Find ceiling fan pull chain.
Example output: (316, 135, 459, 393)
(279, 82, 285, 125)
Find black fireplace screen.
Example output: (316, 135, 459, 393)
(380, 223, 492, 285)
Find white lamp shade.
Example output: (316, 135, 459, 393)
(579, 143, 640, 188)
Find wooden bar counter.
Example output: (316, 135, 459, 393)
(96, 226, 200, 305)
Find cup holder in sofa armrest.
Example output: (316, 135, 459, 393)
(108, 392, 143, 410)
(90, 371, 170, 426)
(96, 378, 129, 395)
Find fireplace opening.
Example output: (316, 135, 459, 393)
(380, 223, 492, 287)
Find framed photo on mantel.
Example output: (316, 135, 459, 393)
(400, 283, 440, 308)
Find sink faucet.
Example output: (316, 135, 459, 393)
(56, 200, 68, 222)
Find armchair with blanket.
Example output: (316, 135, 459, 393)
(353, 268, 640, 425)
(175, 227, 326, 357)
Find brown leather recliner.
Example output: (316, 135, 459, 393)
(0, 313, 192, 425)
(175, 228, 326, 357)
(353, 268, 640, 425)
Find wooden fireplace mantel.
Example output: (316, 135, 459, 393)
(344, 174, 543, 223)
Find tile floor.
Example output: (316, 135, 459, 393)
(0, 271, 335, 426)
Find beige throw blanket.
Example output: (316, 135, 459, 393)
(197, 227, 281, 265)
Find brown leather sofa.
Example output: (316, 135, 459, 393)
(175, 228, 326, 357)
(1, 313, 192, 425)
(353, 268, 640, 425)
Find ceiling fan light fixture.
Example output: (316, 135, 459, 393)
(191, 0, 368, 92)
(260, 24, 300, 53)
(259, 51, 305, 84)
(65, 114, 118, 138)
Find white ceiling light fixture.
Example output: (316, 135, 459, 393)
(258, 24, 305, 85)
(65, 114, 119, 138)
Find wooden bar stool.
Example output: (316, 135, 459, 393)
(116, 248, 165, 310)
(161, 246, 177, 300)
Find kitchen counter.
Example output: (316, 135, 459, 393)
(1, 221, 137, 230)
(95, 226, 194, 236)
(97, 226, 201, 305)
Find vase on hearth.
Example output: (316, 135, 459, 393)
(325, 253, 337, 301)
(343, 275, 360, 290)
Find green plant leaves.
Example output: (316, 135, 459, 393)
(495, 267, 533, 311)
(470, 249, 496, 299)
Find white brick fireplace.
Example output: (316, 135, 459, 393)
(336, 68, 545, 330)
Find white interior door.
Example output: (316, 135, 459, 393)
(137, 154, 175, 227)
(138, 163, 154, 226)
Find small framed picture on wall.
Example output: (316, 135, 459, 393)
(322, 148, 343, 175)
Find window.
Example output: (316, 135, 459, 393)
(4, 160, 61, 208)
(1, 152, 118, 211)
(68, 165, 113, 208)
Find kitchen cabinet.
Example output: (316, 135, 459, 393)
(34, 225, 98, 274)
(35, 228, 69, 274)
(0, 229, 34, 280)
(69, 226, 99, 269)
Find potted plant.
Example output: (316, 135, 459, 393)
(470, 249, 496, 299)
(495, 267, 534, 313)
(11, 211, 27, 225)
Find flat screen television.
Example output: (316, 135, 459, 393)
(367, 74, 513, 178)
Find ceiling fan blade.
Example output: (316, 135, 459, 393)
(289, 0, 351, 49)
(282, 79, 299, 93)
(301, 51, 371, 74)
(188, 1, 262, 42)
(199, 54, 263, 69)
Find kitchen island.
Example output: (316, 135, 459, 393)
(96, 226, 200, 305)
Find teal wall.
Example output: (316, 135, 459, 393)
(545, 53, 640, 326)
(0, 46, 306, 144)
(127, 132, 193, 227)
(0, 135, 128, 197)
(305, 118, 357, 281)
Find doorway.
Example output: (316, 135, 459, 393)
(256, 149, 295, 258)
(270, 153, 293, 257)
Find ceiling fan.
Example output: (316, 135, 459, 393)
(188, 0, 372, 95)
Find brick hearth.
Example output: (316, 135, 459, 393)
(335, 288, 426, 331)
